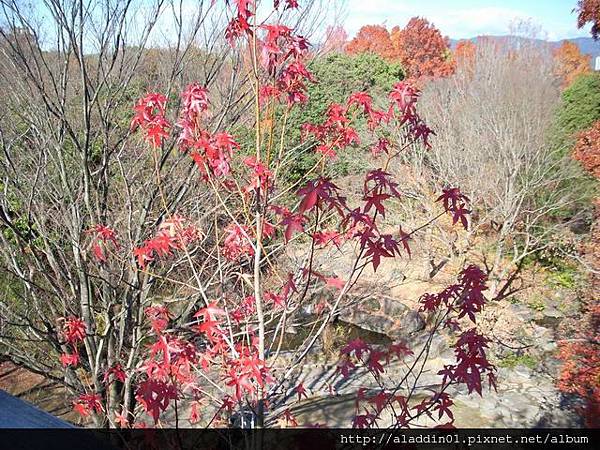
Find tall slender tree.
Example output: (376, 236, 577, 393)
(553, 41, 591, 89)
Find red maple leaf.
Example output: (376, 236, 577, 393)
(364, 169, 401, 197)
(366, 350, 386, 377)
(312, 230, 343, 248)
(73, 393, 103, 418)
(436, 187, 469, 212)
(194, 317, 223, 339)
(62, 317, 86, 344)
(363, 192, 391, 217)
(73, 402, 90, 418)
(225, 369, 256, 401)
(136, 379, 177, 424)
(114, 410, 130, 428)
(347, 91, 373, 114)
(297, 178, 344, 215)
(294, 382, 308, 401)
(451, 205, 470, 230)
(363, 238, 393, 272)
(103, 364, 127, 384)
(398, 226, 412, 257)
(433, 392, 454, 420)
(92, 243, 106, 262)
(352, 412, 375, 429)
(281, 409, 298, 427)
(412, 397, 434, 420)
(387, 342, 413, 361)
(281, 213, 306, 243)
(368, 391, 392, 412)
(60, 352, 80, 368)
(144, 117, 171, 148)
(144, 306, 171, 334)
(324, 276, 345, 291)
(134, 244, 154, 269)
(341, 338, 370, 359)
(337, 356, 356, 378)
(194, 302, 226, 321)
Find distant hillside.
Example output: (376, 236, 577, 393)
(450, 36, 600, 68)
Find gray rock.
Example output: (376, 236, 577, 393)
(428, 335, 449, 359)
(479, 396, 501, 418)
(398, 311, 426, 335)
(536, 307, 564, 327)
(540, 356, 562, 377)
(344, 310, 395, 334)
(338, 296, 425, 339)
(508, 303, 532, 321)
(380, 298, 410, 317)
(513, 365, 532, 379)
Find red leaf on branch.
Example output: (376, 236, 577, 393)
(103, 364, 127, 385)
(114, 410, 129, 428)
(324, 276, 345, 291)
(281, 213, 306, 243)
(73, 393, 103, 418)
(341, 338, 370, 359)
(362, 192, 392, 217)
(432, 392, 454, 420)
(136, 379, 178, 424)
(60, 352, 80, 368)
(194, 302, 226, 321)
(62, 317, 86, 345)
(294, 382, 308, 401)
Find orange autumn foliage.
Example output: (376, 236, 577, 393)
(553, 41, 591, 89)
(559, 120, 600, 428)
(557, 303, 600, 428)
(390, 17, 454, 82)
(345, 25, 397, 60)
(453, 39, 476, 72)
(573, 120, 600, 179)
(345, 18, 453, 83)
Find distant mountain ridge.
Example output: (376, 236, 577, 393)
(450, 36, 600, 67)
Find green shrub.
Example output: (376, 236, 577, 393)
(247, 53, 405, 185)
(498, 353, 538, 370)
(540, 72, 600, 222)
(552, 72, 600, 153)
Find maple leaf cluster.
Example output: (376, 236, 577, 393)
(336, 265, 494, 429)
(258, 27, 314, 105)
(436, 187, 470, 230)
(422, 266, 496, 396)
(134, 216, 200, 269)
(130, 93, 171, 148)
(73, 393, 103, 418)
(59, 316, 86, 369)
(87, 224, 119, 263)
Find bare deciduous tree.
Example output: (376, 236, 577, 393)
(417, 30, 585, 299)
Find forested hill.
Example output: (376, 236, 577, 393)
(451, 36, 600, 64)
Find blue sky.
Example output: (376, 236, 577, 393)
(342, 0, 592, 41)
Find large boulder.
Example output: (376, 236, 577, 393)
(337, 297, 425, 339)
